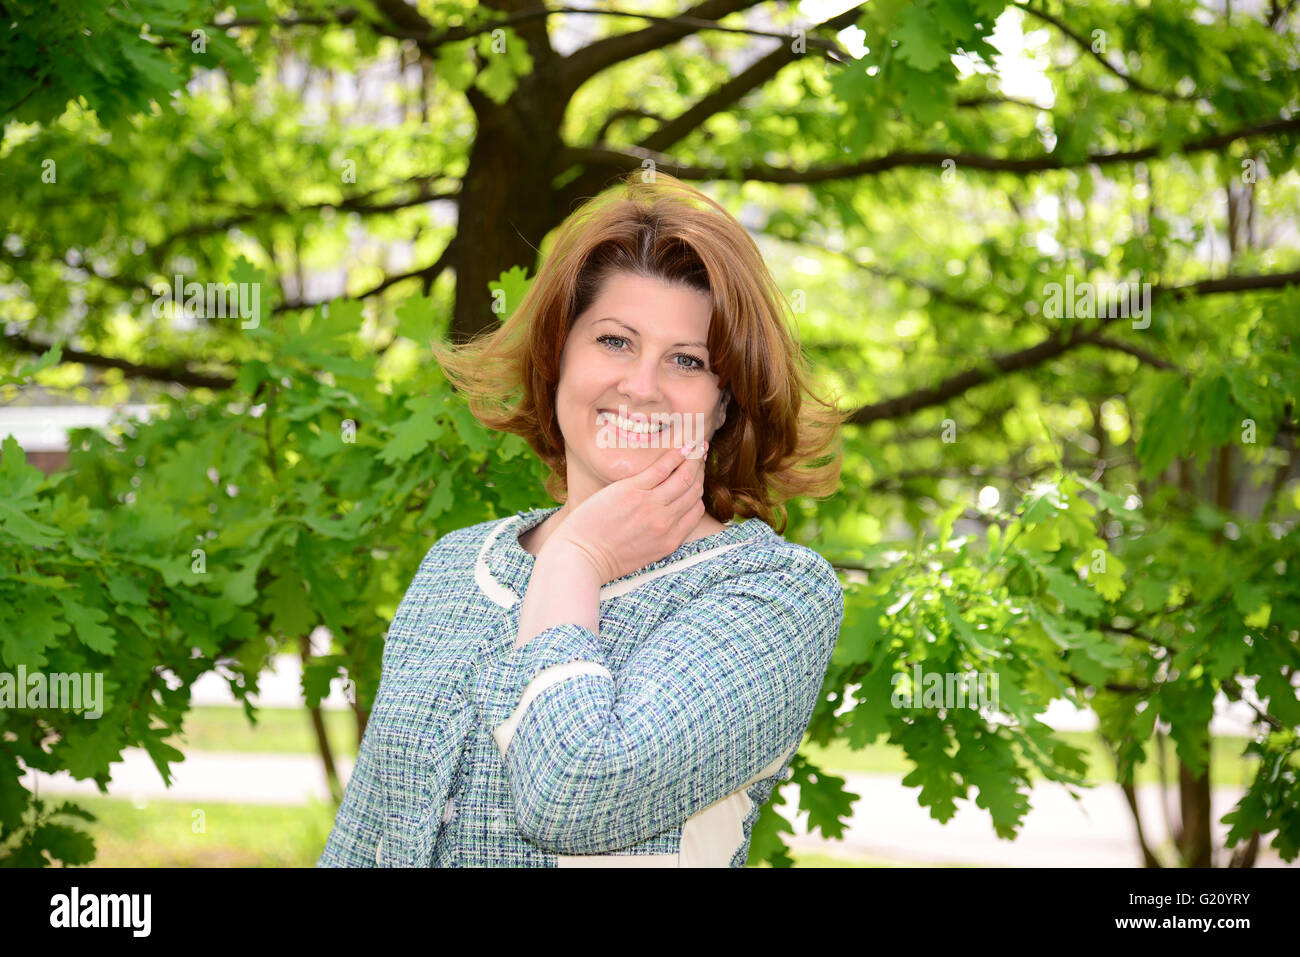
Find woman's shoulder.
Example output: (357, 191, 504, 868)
(699, 524, 843, 617)
(778, 537, 841, 588)
(726, 521, 839, 579)
(426, 512, 519, 554)
(404, 514, 516, 582)
(681, 533, 843, 656)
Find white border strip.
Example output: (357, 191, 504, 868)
(475, 518, 523, 609)
(598, 540, 749, 600)
(492, 659, 614, 755)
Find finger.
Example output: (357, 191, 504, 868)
(671, 497, 707, 540)
(629, 442, 695, 491)
(677, 442, 708, 498)
(655, 457, 707, 530)
(647, 463, 693, 513)
(649, 441, 707, 505)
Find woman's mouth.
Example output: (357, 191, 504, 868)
(596, 410, 667, 446)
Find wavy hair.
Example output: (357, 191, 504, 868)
(430, 170, 847, 534)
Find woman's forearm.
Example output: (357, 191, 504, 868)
(515, 539, 604, 649)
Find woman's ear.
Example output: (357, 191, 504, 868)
(715, 389, 729, 430)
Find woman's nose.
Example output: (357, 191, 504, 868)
(618, 359, 662, 403)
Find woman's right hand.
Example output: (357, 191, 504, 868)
(544, 440, 709, 583)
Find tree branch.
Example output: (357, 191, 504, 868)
(559, 115, 1300, 183)
(592, 107, 666, 145)
(155, 184, 460, 250)
(369, 0, 435, 37)
(556, 4, 862, 208)
(1221, 676, 1287, 733)
(956, 94, 1051, 111)
(845, 320, 1123, 426)
(1163, 268, 1300, 298)
(638, 5, 863, 156)
(3, 241, 462, 388)
(1015, 2, 1200, 102)
(760, 225, 1186, 375)
(557, 0, 774, 99)
(355, 1, 830, 70)
(1086, 335, 1179, 371)
(272, 235, 460, 314)
(214, 6, 362, 30)
(756, 225, 994, 314)
(2, 331, 235, 390)
(844, 269, 1300, 425)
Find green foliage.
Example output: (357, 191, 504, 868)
(1222, 731, 1300, 861)
(808, 471, 1299, 858)
(3, 0, 1299, 869)
(0, 277, 551, 865)
(1, 0, 267, 128)
(836, 0, 1004, 131)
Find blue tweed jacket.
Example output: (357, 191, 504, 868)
(317, 504, 844, 867)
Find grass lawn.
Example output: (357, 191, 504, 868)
(171, 705, 1268, 789)
(60, 795, 338, 867)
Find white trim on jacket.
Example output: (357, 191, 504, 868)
(474, 515, 750, 609)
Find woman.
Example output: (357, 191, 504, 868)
(318, 171, 848, 868)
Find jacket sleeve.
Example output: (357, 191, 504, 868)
(316, 706, 385, 867)
(317, 534, 456, 867)
(470, 544, 844, 855)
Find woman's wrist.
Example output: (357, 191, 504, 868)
(538, 531, 611, 584)
(515, 535, 606, 649)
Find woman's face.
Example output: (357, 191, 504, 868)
(554, 271, 728, 500)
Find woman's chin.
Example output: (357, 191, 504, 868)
(595, 453, 645, 479)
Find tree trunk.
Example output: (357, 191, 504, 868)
(1177, 758, 1214, 867)
(448, 1, 572, 343)
(301, 634, 342, 805)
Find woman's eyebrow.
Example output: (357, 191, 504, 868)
(593, 316, 706, 350)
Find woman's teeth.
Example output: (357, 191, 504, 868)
(597, 411, 664, 434)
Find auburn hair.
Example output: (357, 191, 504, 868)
(429, 170, 847, 534)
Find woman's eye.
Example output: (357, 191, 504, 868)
(597, 335, 704, 371)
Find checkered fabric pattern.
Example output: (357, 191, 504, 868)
(317, 505, 844, 868)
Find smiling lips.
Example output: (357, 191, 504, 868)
(597, 410, 666, 435)
(596, 409, 673, 447)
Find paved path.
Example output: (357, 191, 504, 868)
(23, 749, 350, 807)
(783, 774, 1293, 867)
